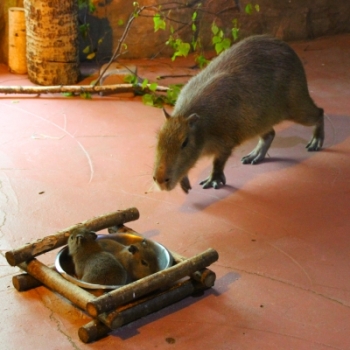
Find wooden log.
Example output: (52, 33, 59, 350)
(0, 83, 169, 95)
(18, 259, 95, 310)
(114, 225, 216, 288)
(5, 207, 139, 266)
(80, 275, 213, 343)
(78, 320, 111, 344)
(191, 269, 216, 288)
(101, 272, 215, 330)
(12, 273, 43, 292)
(86, 248, 219, 317)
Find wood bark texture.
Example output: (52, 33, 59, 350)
(0, 83, 169, 95)
(19, 259, 95, 310)
(23, 0, 79, 85)
(5, 207, 139, 266)
(86, 248, 219, 317)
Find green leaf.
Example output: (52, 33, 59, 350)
(196, 55, 209, 69)
(232, 27, 239, 41)
(212, 35, 222, 44)
(245, 3, 253, 15)
(149, 82, 158, 92)
(89, 3, 96, 13)
(97, 38, 103, 45)
(192, 11, 197, 21)
(153, 14, 166, 32)
(142, 94, 155, 106)
(172, 41, 191, 61)
(124, 74, 138, 84)
(211, 23, 219, 35)
(82, 45, 90, 54)
(79, 24, 89, 39)
(192, 23, 197, 32)
(215, 42, 225, 55)
(221, 37, 231, 50)
(166, 84, 182, 105)
(80, 92, 92, 99)
(62, 92, 73, 98)
(122, 43, 128, 50)
(141, 79, 148, 89)
(255, 4, 260, 12)
(86, 52, 96, 60)
(117, 19, 124, 26)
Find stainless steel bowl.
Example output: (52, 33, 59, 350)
(55, 233, 173, 290)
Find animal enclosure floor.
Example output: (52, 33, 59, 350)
(1, 33, 350, 349)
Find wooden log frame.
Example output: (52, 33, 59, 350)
(5, 207, 140, 266)
(8, 215, 219, 343)
(14, 252, 216, 343)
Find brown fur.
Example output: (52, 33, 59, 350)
(68, 228, 127, 286)
(98, 238, 160, 282)
(153, 35, 324, 193)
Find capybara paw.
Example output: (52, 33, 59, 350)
(180, 176, 192, 193)
(306, 137, 323, 151)
(200, 173, 226, 189)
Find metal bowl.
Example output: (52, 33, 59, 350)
(55, 233, 173, 290)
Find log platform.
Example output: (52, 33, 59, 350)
(6, 208, 218, 343)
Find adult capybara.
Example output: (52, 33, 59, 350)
(153, 35, 324, 193)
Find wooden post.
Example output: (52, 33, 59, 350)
(23, 0, 79, 85)
(8, 7, 27, 74)
(86, 248, 219, 317)
(78, 320, 111, 344)
(5, 207, 139, 266)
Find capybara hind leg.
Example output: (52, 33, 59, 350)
(241, 129, 275, 165)
(306, 113, 324, 151)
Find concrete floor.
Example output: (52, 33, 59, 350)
(0, 34, 350, 349)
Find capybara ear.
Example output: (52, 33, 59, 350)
(163, 107, 171, 119)
(187, 113, 200, 128)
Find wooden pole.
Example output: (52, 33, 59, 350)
(86, 248, 219, 317)
(5, 207, 139, 266)
(8, 7, 27, 74)
(18, 259, 95, 310)
(78, 320, 111, 344)
(12, 273, 43, 292)
(79, 274, 214, 343)
(0, 83, 169, 95)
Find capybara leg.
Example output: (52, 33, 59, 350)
(200, 152, 231, 189)
(241, 129, 275, 165)
(180, 176, 192, 193)
(306, 114, 324, 151)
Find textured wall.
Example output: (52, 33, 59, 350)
(1, 0, 350, 64)
(84, 0, 350, 60)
